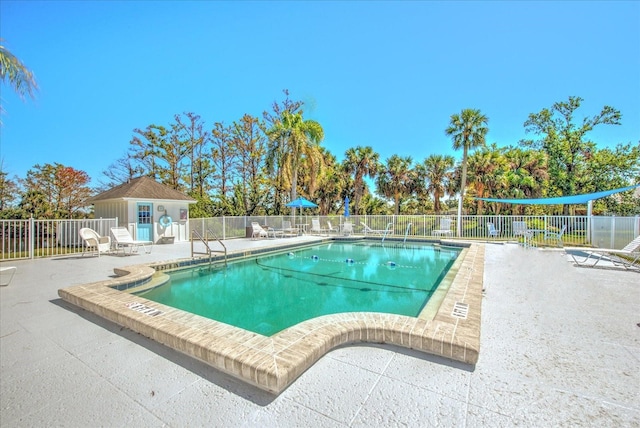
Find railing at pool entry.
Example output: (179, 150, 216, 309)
(191, 229, 227, 268)
(380, 222, 395, 244)
(403, 223, 412, 244)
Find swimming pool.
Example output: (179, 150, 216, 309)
(136, 242, 460, 336)
(58, 238, 484, 394)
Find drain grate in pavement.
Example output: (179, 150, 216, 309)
(451, 302, 469, 319)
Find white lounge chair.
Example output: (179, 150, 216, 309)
(110, 227, 153, 254)
(487, 222, 500, 238)
(79, 227, 112, 257)
(0, 266, 17, 286)
(310, 218, 327, 235)
(281, 220, 299, 237)
(564, 235, 640, 270)
(544, 224, 566, 247)
(266, 225, 284, 238)
(432, 218, 452, 236)
(252, 222, 283, 239)
(251, 222, 269, 239)
(326, 221, 339, 235)
(361, 222, 393, 237)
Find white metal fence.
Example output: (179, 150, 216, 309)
(1, 218, 118, 261)
(2, 215, 638, 261)
(190, 214, 640, 248)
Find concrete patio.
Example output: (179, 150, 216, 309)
(1, 239, 638, 427)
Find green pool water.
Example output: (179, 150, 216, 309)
(137, 241, 460, 336)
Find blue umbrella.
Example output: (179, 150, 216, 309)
(286, 197, 318, 209)
(286, 197, 318, 225)
(344, 196, 350, 217)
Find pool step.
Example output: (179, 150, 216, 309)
(126, 272, 170, 294)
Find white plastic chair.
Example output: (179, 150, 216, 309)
(512, 221, 528, 238)
(310, 218, 326, 235)
(79, 227, 112, 257)
(0, 266, 17, 286)
(432, 218, 452, 236)
(341, 222, 353, 236)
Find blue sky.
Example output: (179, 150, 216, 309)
(1, 1, 639, 187)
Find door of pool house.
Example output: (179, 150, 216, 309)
(137, 203, 153, 242)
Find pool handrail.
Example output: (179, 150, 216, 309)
(191, 229, 227, 267)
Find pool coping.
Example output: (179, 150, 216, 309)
(58, 239, 484, 395)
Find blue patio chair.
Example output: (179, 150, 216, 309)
(487, 222, 500, 238)
(544, 225, 566, 247)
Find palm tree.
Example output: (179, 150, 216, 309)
(505, 148, 548, 198)
(445, 109, 489, 235)
(343, 146, 379, 215)
(266, 111, 324, 208)
(466, 145, 507, 214)
(315, 149, 345, 215)
(0, 40, 38, 121)
(501, 147, 548, 214)
(376, 155, 414, 215)
(418, 154, 455, 214)
(360, 193, 392, 215)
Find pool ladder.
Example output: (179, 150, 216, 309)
(374, 222, 412, 244)
(380, 222, 395, 244)
(191, 229, 227, 268)
(403, 223, 412, 244)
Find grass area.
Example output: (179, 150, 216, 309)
(1, 246, 83, 260)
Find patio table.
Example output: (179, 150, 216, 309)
(524, 229, 545, 248)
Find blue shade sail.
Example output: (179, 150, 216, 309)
(475, 185, 639, 205)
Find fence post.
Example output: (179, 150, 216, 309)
(610, 216, 616, 249)
(423, 215, 427, 236)
(456, 198, 462, 237)
(586, 201, 592, 245)
(29, 216, 34, 259)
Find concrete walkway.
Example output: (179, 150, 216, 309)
(1, 240, 638, 427)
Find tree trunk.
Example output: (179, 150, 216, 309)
(457, 147, 469, 236)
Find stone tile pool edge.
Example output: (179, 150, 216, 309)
(58, 239, 484, 395)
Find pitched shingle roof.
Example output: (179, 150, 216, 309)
(87, 176, 196, 203)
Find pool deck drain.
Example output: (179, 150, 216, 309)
(58, 241, 484, 394)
